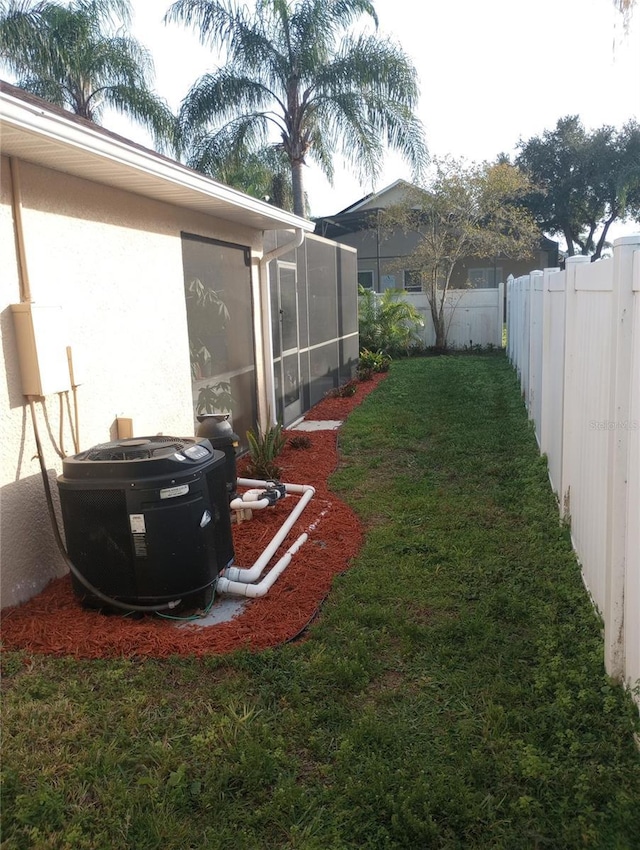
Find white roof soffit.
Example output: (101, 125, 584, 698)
(0, 85, 313, 234)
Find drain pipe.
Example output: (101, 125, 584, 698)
(217, 533, 308, 598)
(258, 228, 305, 430)
(221, 478, 315, 583)
(9, 157, 32, 304)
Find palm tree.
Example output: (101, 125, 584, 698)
(188, 128, 298, 210)
(614, 0, 635, 29)
(165, 0, 427, 216)
(0, 0, 175, 150)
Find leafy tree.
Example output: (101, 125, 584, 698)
(165, 0, 427, 216)
(615, 0, 634, 28)
(381, 158, 539, 350)
(358, 284, 424, 357)
(0, 0, 175, 149)
(516, 116, 640, 259)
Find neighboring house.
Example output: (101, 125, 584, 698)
(314, 180, 559, 292)
(0, 81, 357, 608)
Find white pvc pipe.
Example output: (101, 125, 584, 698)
(217, 534, 308, 598)
(229, 485, 285, 511)
(237, 477, 309, 495)
(229, 496, 270, 511)
(222, 479, 315, 583)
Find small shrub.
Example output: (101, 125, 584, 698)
(327, 379, 358, 398)
(358, 348, 392, 374)
(245, 421, 287, 480)
(358, 286, 424, 355)
(356, 365, 374, 382)
(288, 434, 312, 450)
(405, 339, 426, 358)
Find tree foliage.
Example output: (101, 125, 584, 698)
(516, 115, 640, 259)
(0, 0, 175, 150)
(381, 159, 539, 350)
(614, 0, 635, 29)
(165, 0, 427, 216)
(190, 140, 298, 211)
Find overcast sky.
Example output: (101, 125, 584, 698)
(114, 0, 639, 223)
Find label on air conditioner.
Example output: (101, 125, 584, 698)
(130, 514, 148, 558)
(129, 514, 146, 534)
(160, 484, 190, 500)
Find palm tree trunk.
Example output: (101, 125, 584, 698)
(291, 159, 305, 218)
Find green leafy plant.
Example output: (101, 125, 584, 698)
(356, 365, 374, 382)
(245, 421, 287, 480)
(358, 348, 392, 374)
(327, 379, 358, 398)
(358, 285, 424, 357)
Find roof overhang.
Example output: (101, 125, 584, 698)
(0, 82, 314, 234)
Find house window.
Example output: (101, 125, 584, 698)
(358, 270, 374, 289)
(404, 270, 422, 292)
(468, 267, 503, 288)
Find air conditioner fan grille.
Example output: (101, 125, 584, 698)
(76, 437, 192, 462)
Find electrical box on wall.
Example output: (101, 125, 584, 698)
(10, 303, 71, 396)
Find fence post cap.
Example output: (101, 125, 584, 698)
(565, 255, 591, 265)
(613, 233, 640, 248)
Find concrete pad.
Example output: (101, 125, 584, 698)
(176, 594, 247, 628)
(290, 420, 343, 431)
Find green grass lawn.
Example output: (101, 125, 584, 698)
(2, 354, 639, 850)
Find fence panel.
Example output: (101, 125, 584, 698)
(506, 276, 515, 361)
(540, 269, 564, 495)
(506, 236, 640, 701)
(528, 271, 544, 442)
(624, 252, 640, 691)
(563, 257, 613, 614)
(405, 287, 504, 349)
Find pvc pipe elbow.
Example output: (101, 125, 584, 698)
(230, 497, 269, 510)
(218, 534, 308, 598)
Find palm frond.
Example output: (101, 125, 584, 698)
(166, 0, 425, 215)
(0, 0, 175, 148)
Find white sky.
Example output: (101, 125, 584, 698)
(113, 0, 640, 226)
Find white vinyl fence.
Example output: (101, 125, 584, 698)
(507, 236, 640, 700)
(406, 285, 505, 349)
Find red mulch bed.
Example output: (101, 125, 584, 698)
(0, 374, 387, 659)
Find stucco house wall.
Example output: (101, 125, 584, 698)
(1, 81, 332, 610)
(0, 157, 268, 608)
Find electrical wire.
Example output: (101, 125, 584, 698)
(155, 582, 218, 621)
(40, 398, 65, 460)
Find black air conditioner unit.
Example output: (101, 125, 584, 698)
(57, 436, 234, 611)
